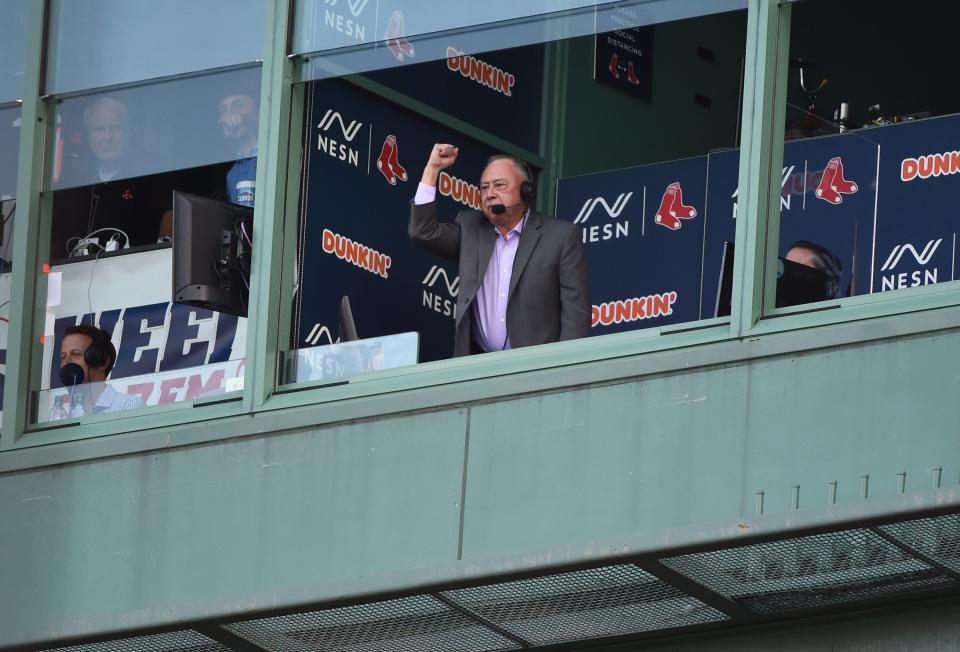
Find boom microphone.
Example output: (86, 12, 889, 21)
(59, 362, 85, 418)
(489, 201, 524, 215)
(59, 362, 85, 387)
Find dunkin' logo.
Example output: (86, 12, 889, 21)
(592, 292, 678, 327)
(438, 171, 482, 210)
(901, 150, 960, 182)
(446, 48, 516, 97)
(321, 228, 392, 278)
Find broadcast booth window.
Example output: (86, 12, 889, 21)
(278, 1, 749, 388)
(0, 105, 21, 427)
(29, 67, 261, 426)
(759, 0, 960, 317)
(0, 0, 26, 429)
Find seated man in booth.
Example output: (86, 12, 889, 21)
(81, 96, 135, 183)
(409, 143, 591, 356)
(57, 324, 145, 416)
(50, 95, 184, 258)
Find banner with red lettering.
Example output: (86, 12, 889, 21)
(297, 77, 505, 363)
(0, 247, 246, 421)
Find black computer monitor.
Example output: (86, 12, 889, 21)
(713, 241, 836, 316)
(338, 295, 359, 342)
(714, 241, 735, 318)
(172, 191, 253, 317)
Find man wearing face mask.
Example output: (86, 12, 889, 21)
(56, 324, 145, 417)
(409, 144, 591, 357)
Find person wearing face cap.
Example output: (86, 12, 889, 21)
(409, 144, 590, 357)
(56, 324, 145, 417)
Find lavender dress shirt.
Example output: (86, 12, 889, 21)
(414, 183, 526, 352)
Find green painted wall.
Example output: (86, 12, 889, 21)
(1, 310, 959, 647)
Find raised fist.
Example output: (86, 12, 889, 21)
(427, 143, 459, 170)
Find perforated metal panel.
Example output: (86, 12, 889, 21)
(441, 564, 727, 646)
(880, 514, 960, 575)
(224, 595, 519, 652)
(660, 528, 958, 614)
(43, 630, 230, 652)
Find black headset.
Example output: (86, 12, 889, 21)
(83, 329, 117, 373)
(518, 159, 536, 204)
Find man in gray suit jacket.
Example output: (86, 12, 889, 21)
(409, 143, 590, 356)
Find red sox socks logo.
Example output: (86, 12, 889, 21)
(815, 156, 858, 204)
(385, 10, 415, 62)
(607, 53, 641, 85)
(653, 181, 697, 231)
(376, 135, 408, 185)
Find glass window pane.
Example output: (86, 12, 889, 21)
(0, 0, 29, 102)
(0, 105, 20, 426)
(33, 250, 247, 424)
(0, 106, 19, 200)
(47, 0, 265, 94)
(296, 0, 746, 80)
(30, 69, 260, 427)
(280, 2, 749, 388)
(50, 67, 261, 191)
(293, 0, 746, 58)
(768, 0, 954, 313)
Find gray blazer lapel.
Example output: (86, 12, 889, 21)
(508, 211, 543, 299)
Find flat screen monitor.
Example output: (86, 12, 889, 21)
(714, 241, 735, 318)
(338, 295, 359, 342)
(172, 191, 253, 317)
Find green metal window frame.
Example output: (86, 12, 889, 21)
(752, 0, 960, 328)
(3, 0, 959, 471)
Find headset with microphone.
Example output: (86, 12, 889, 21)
(58, 326, 117, 383)
(58, 325, 117, 416)
(83, 330, 116, 372)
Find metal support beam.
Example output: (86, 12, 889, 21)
(870, 526, 960, 584)
(431, 592, 531, 649)
(193, 624, 272, 652)
(639, 561, 760, 623)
